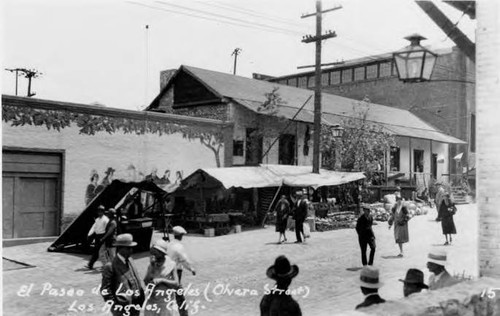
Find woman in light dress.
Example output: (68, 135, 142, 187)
(388, 196, 410, 257)
(144, 240, 179, 316)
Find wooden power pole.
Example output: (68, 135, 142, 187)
(302, 1, 341, 173)
(231, 48, 242, 75)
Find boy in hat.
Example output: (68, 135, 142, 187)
(86, 205, 109, 269)
(356, 206, 376, 266)
(399, 268, 428, 297)
(355, 266, 386, 310)
(101, 234, 145, 316)
(426, 250, 459, 290)
(167, 226, 195, 316)
(260, 255, 301, 316)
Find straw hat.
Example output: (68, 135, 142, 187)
(266, 255, 299, 280)
(152, 239, 169, 255)
(359, 266, 383, 289)
(113, 234, 137, 247)
(427, 250, 447, 266)
(172, 226, 187, 236)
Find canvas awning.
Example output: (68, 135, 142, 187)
(179, 165, 365, 191)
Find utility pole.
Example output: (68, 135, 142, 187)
(302, 1, 341, 173)
(231, 48, 242, 75)
(4, 68, 42, 97)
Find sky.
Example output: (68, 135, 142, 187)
(1, 0, 476, 111)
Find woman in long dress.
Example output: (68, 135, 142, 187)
(144, 240, 179, 316)
(388, 196, 410, 257)
(439, 193, 457, 245)
(274, 195, 290, 243)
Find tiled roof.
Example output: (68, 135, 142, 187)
(180, 65, 466, 144)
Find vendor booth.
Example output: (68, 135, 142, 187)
(48, 180, 168, 253)
(170, 165, 365, 235)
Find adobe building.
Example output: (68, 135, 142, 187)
(258, 46, 475, 188)
(1, 95, 231, 239)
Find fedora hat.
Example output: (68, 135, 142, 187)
(172, 226, 187, 236)
(427, 250, 447, 266)
(399, 269, 428, 289)
(266, 255, 299, 280)
(359, 266, 383, 289)
(113, 234, 137, 247)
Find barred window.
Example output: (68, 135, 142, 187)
(321, 72, 330, 86)
(354, 67, 365, 81)
(366, 65, 378, 79)
(379, 62, 392, 77)
(298, 76, 307, 88)
(342, 69, 353, 83)
(330, 71, 340, 84)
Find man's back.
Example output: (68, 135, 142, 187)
(260, 293, 302, 316)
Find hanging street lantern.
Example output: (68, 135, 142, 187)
(393, 34, 438, 83)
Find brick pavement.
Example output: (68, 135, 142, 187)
(2, 203, 477, 316)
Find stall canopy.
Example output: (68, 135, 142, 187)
(48, 180, 167, 253)
(179, 165, 365, 190)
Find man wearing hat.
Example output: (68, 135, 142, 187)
(86, 205, 109, 270)
(355, 266, 386, 310)
(101, 208, 118, 263)
(293, 190, 308, 243)
(356, 206, 376, 266)
(101, 234, 145, 316)
(167, 226, 195, 316)
(260, 255, 301, 316)
(399, 268, 428, 297)
(426, 250, 459, 290)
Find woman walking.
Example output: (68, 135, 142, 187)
(144, 240, 179, 316)
(274, 195, 291, 243)
(388, 196, 410, 257)
(439, 193, 457, 245)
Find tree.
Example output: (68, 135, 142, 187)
(320, 98, 395, 184)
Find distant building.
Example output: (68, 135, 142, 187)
(147, 65, 464, 186)
(258, 46, 475, 187)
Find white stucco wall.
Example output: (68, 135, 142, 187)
(2, 121, 222, 216)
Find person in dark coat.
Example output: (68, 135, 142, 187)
(260, 255, 302, 316)
(355, 266, 386, 310)
(274, 195, 291, 244)
(438, 193, 457, 245)
(293, 190, 308, 243)
(356, 206, 376, 266)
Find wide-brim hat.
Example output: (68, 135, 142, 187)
(152, 239, 169, 255)
(427, 250, 447, 266)
(359, 266, 384, 289)
(113, 233, 137, 247)
(398, 269, 429, 289)
(172, 226, 187, 236)
(266, 255, 299, 280)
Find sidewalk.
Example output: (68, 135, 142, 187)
(2, 203, 478, 316)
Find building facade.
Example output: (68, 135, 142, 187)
(148, 65, 461, 189)
(260, 46, 474, 186)
(2, 95, 231, 239)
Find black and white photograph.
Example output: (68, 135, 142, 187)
(2, 0, 499, 315)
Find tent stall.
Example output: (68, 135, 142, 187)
(170, 165, 365, 233)
(48, 180, 168, 253)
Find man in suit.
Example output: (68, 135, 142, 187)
(426, 250, 459, 290)
(101, 234, 145, 316)
(293, 190, 308, 244)
(399, 268, 429, 297)
(356, 206, 376, 266)
(355, 266, 386, 310)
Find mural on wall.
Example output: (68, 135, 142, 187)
(84, 165, 184, 205)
